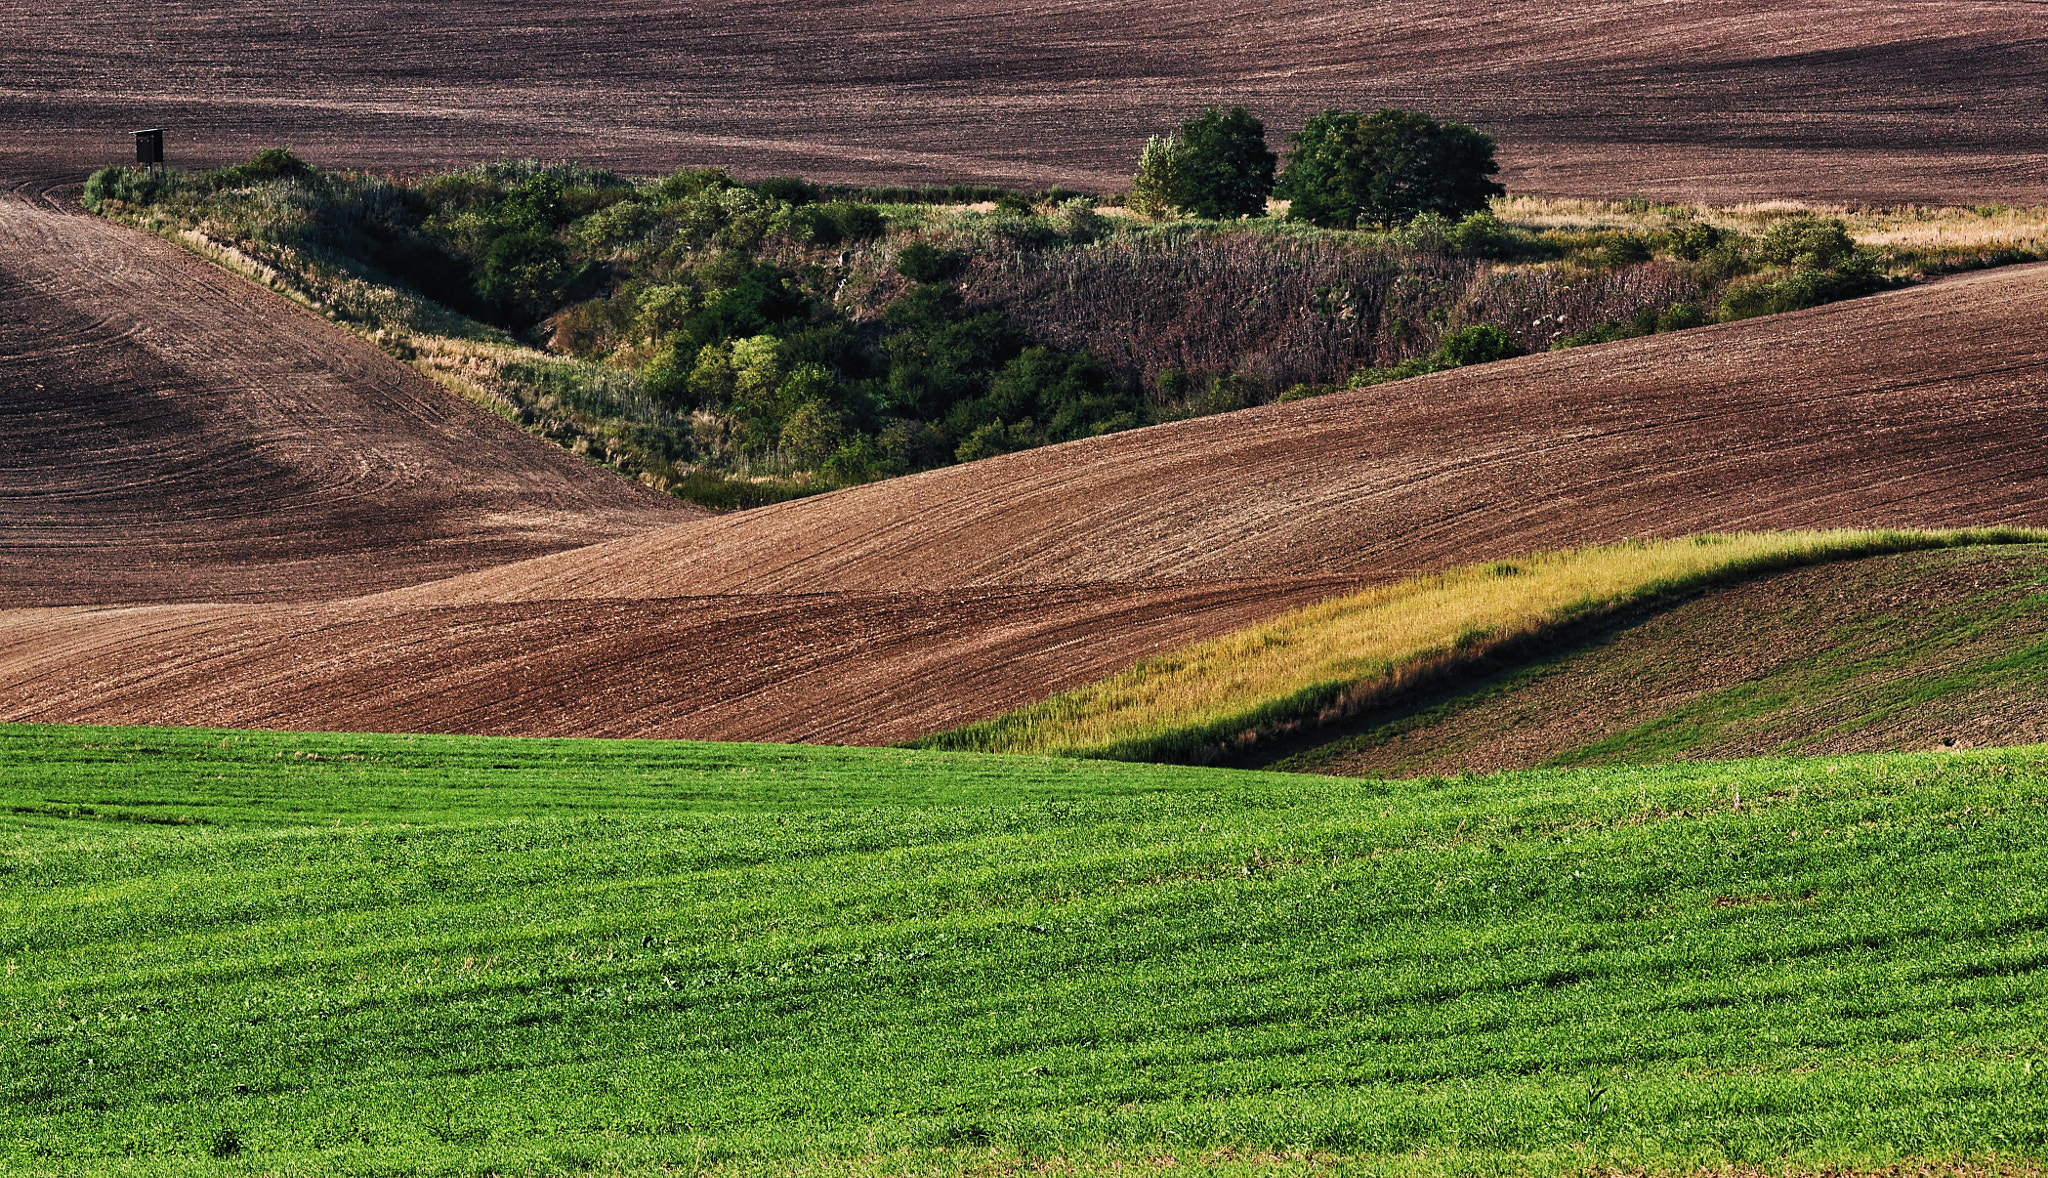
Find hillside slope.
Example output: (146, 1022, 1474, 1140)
(1269, 543, 2048, 777)
(0, 187, 693, 607)
(3, 2, 2044, 202)
(395, 263, 2048, 604)
(5, 264, 2047, 742)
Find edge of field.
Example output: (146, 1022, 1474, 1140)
(914, 529, 2048, 764)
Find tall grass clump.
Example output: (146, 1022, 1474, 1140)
(922, 529, 2048, 762)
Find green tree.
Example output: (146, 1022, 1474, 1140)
(474, 230, 572, 322)
(1128, 134, 1186, 220)
(1279, 109, 1504, 229)
(1174, 106, 1277, 219)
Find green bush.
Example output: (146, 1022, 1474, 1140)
(1671, 219, 1726, 261)
(819, 201, 886, 241)
(1279, 108, 1504, 229)
(752, 176, 819, 206)
(1718, 269, 1847, 321)
(81, 166, 177, 210)
(1758, 216, 1858, 270)
(1596, 234, 1654, 267)
(895, 242, 963, 283)
(1435, 323, 1524, 366)
(1447, 211, 1515, 259)
(475, 230, 576, 323)
(1128, 134, 1186, 220)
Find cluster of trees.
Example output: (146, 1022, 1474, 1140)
(401, 165, 1142, 479)
(1130, 105, 1505, 229)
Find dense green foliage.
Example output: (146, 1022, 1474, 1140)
(1279, 109, 1505, 229)
(1128, 107, 1276, 220)
(83, 155, 1141, 492)
(4, 725, 2047, 1175)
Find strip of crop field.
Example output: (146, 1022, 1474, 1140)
(919, 530, 2048, 762)
(3, 725, 2046, 1174)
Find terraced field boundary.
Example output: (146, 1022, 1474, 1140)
(919, 529, 2048, 763)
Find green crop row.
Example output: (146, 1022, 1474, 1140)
(2, 724, 2046, 1174)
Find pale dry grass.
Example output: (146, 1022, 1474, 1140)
(930, 530, 2046, 760)
(1495, 194, 2048, 252)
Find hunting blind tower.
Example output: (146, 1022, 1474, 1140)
(131, 128, 163, 174)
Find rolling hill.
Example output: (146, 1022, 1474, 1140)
(1267, 541, 2048, 776)
(4, 260, 2045, 743)
(3, 2, 2045, 202)
(0, 183, 692, 607)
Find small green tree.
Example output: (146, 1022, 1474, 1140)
(1279, 109, 1504, 229)
(1128, 134, 1186, 220)
(1175, 106, 1277, 219)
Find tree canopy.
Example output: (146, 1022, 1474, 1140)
(1128, 105, 1277, 220)
(1278, 109, 1504, 229)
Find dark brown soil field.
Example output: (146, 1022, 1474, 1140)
(1266, 543, 2048, 777)
(3, 1, 2045, 203)
(0, 187, 692, 606)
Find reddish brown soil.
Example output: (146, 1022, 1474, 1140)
(0, 187, 693, 606)
(1269, 544, 2048, 777)
(0, 578, 1362, 743)
(3, 244, 2046, 742)
(394, 262, 2048, 605)
(3, 2, 2045, 203)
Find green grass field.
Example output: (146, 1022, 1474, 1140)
(5, 724, 2047, 1175)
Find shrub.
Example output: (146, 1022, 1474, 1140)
(895, 242, 963, 283)
(1447, 211, 1514, 259)
(780, 399, 850, 465)
(1435, 323, 1523, 366)
(475, 230, 575, 323)
(81, 166, 177, 210)
(1671, 219, 1726, 261)
(818, 201, 886, 241)
(1758, 215, 1858, 270)
(213, 146, 312, 187)
(1279, 108, 1504, 229)
(753, 176, 819, 206)
(1718, 269, 1842, 321)
(1051, 199, 1106, 243)
(1656, 301, 1709, 331)
(1174, 106, 1277, 219)
(1596, 234, 1654, 267)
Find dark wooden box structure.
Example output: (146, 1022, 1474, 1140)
(132, 128, 164, 168)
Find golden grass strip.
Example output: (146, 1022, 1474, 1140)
(921, 529, 2047, 762)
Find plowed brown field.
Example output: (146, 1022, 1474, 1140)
(0, 187, 692, 606)
(3, 162, 2046, 743)
(4, 1, 2045, 203)
(394, 262, 2048, 605)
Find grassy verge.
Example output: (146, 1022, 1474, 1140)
(916, 530, 2047, 762)
(3, 725, 2048, 1174)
